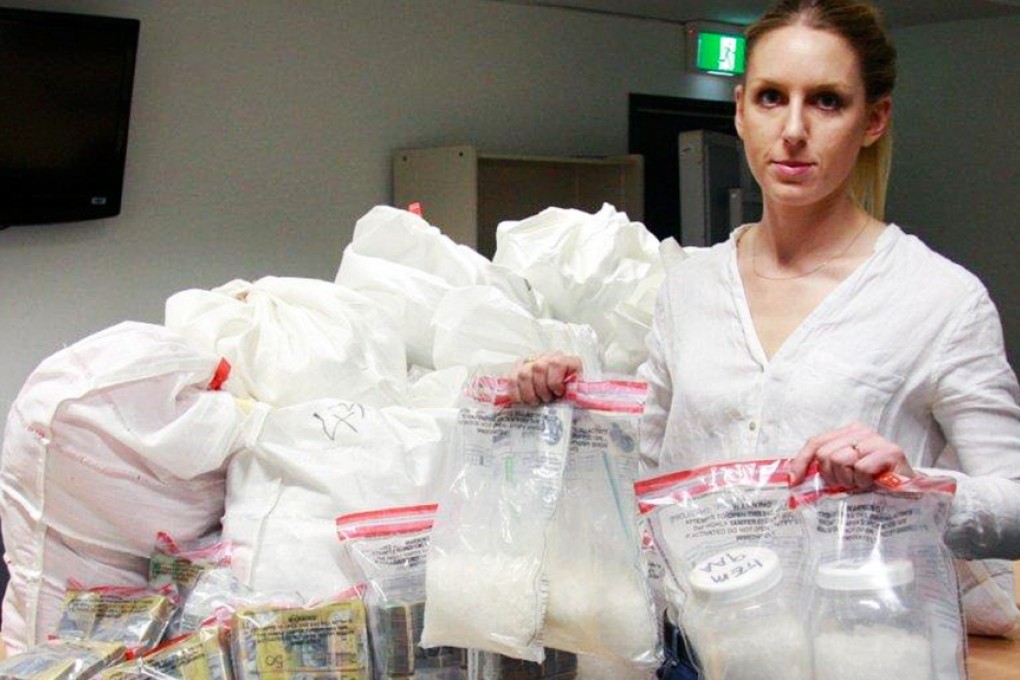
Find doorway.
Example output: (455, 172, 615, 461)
(628, 93, 738, 242)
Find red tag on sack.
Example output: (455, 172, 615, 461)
(208, 358, 231, 391)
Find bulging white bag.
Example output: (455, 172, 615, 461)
(0, 322, 249, 652)
(493, 204, 665, 374)
(165, 276, 407, 408)
(335, 206, 540, 368)
(222, 399, 460, 601)
(431, 286, 603, 374)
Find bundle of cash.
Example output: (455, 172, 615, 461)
(54, 585, 175, 653)
(0, 640, 125, 680)
(231, 599, 370, 680)
(96, 626, 232, 680)
(467, 648, 577, 680)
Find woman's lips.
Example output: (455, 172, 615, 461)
(772, 160, 814, 179)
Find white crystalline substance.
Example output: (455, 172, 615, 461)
(693, 612, 811, 680)
(815, 625, 933, 680)
(541, 560, 658, 663)
(422, 552, 545, 661)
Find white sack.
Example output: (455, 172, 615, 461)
(335, 206, 539, 368)
(0, 322, 249, 652)
(431, 286, 603, 374)
(165, 276, 407, 408)
(493, 204, 665, 374)
(222, 400, 459, 600)
(406, 366, 470, 409)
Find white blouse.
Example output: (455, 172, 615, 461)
(638, 224, 1020, 560)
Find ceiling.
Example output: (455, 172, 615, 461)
(491, 0, 1020, 28)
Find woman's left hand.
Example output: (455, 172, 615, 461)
(788, 421, 916, 489)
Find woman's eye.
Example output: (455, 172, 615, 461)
(757, 89, 782, 106)
(816, 93, 843, 110)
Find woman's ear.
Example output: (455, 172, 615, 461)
(734, 84, 746, 139)
(863, 96, 892, 148)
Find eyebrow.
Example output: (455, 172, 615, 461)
(749, 77, 854, 93)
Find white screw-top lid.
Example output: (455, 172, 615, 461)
(688, 546, 783, 604)
(815, 558, 915, 591)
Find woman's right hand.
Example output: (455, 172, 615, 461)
(509, 351, 583, 405)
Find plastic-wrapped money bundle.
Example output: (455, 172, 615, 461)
(0, 640, 125, 680)
(337, 504, 464, 679)
(53, 583, 176, 654)
(95, 626, 232, 680)
(230, 595, 370, 680)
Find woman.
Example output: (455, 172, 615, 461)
(514, 0, 1020, 606)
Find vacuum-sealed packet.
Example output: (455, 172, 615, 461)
(230, 592, 370, 680)
(52, 583, 177, 654)
(337, 504, 464, 679)
(0, 639, 125, 680)
(95, 625, 232, 680)
(148, 532, 232, 639)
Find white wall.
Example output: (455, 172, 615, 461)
(0, 1, 1017, 434)
(889, 16, 1020, 368)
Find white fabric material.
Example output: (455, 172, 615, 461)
(335, 206, 540, 369)
(0, 322, 249, 652)
(638, 224, 1020, 561)
(494, 204, 666, 375)
(431, 286, 603, 373)
(222, 400, 459, 601)
(165, 276, 407, 408)
(954, 558, 1020, 638)
(405, 366, 470, 409)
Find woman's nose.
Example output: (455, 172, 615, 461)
(782, 101, 807, 145)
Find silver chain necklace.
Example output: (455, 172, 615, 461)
(751, 215, 869, 281)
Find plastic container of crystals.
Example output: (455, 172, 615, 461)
(682, 546, 810, 680)
(810, 558, 932, 680)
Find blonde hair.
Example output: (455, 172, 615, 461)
(746, 0, 897, 219)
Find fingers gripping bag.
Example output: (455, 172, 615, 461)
(420, 376, 572, 663)
(636, 459, 811, 680)
(790, 469, 967, 680)
(337, 504, 464, 679)
(540, 380, 659, 667)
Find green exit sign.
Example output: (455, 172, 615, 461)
(697, 31, 746, 76)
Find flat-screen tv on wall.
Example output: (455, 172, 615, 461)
(0, 7, 139, 227)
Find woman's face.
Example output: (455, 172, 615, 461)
(735, 24, 890, 211)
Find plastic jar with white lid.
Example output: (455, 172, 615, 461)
(810, 557, 932, 680)
(681, 546, 810, 680)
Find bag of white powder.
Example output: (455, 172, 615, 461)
(540, 380, 660, 667)
(420, 376, 572, 663)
